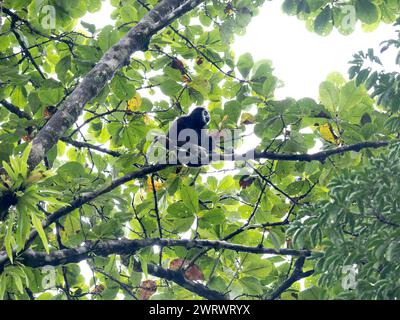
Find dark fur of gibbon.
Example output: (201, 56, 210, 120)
(148, 107, 216, 167)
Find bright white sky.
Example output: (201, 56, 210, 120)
(84, 0, 397, 100)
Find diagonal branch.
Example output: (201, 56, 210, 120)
(0, 100, 32, 120)
(26, 0, 206, 171)
(10, 18, 46, 80)
(135, 261, 227, 300)
(94, 267, 139, 300)
(266, 256, 314, 300)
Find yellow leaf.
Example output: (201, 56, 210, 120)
(127, 93, 142, 111)
(318, 123, 341, 145)
(240, 112, 256, 125)
(146, 176, 163, 192)
(143, 114, 152, 125)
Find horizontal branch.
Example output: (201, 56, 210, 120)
(9, 238, 309, 299)
(253, 141, 390, 162)
(238, 141, 390, 162)
(7, 238, 310, 299)
(0, 238, 312, 268)
(1, 238, 311, 270)
(1, 98, 391, 165)
(60, 139, 391, 163)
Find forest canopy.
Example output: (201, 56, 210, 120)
(0, 0, 400, 300)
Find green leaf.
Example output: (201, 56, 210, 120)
(199, 208, 225, 226)
(11, 86, 27, 107)
(355, 69, 370, 86)
(356, 0, 380, 24)
(298, 287, 326, 300)
(87, 0, 102, 13)
(242, 257, 273, 278)
(2, 160, 17, 181)
(237, 53, 254, 78)
(139, 256, 148, 278)
(5, 213, 15, 263)
(314, 6, 332, 36)
(208, 276, 228, 292)
(57, 161, 86, 178)
(223, 100, 241, 124)
(20, 143, 32, 179)
(81, 21, 96, 34)
(218, 175, 235, 192)
(55, 56, 72, 83)
(166, 202, 195, 232)
(98, 25, 119, 52)
(239, 276, 263, 295)
(11, 273, 24, 294)
(111, 75, 136, 100)
(38, 88, 63, 106)
(63, 0, 87, 18)
(120, 5, 137, 22)
(31, 213, 49, 254)
(282, 0, 298, 16)
(15, 209, 30, 251)
(180, 184, 199, 213)
(0, 274, 6, 300)
(236, 9, 252, 28)
(365, 71, 378, 89)
(319, 81, 339, 112)
(160, 80, 182, 97)
(262, 76, 277, 97)
(338, 81, 364, 112)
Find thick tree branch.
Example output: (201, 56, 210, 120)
(26, 0, 206, 171)
(6, 238, 309, 299)
(2, 238, 311, 271)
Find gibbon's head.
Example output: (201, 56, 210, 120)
(190, 107, 210, 128)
